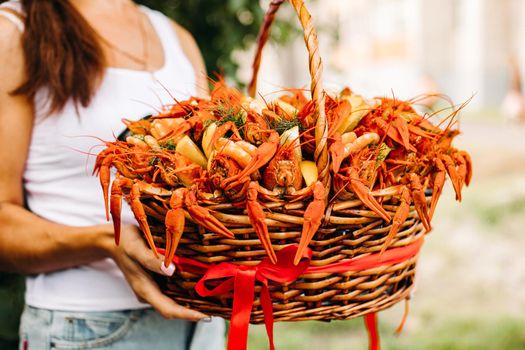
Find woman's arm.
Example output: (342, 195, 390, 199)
(0, 18, 207, 321)
(0, 17, 113, 275)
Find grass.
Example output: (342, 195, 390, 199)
(476, 195, 525, 226)
(429, 173, 525, 233)
(467, 179, 525, 227)
(388, 318, 525, 350)
(246, 317, 525, 350)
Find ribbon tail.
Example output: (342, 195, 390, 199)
(260, 283, 275, 350)
(364, 313, 380, 350)
(227, 269, 256, 350)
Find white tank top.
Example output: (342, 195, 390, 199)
(1, 2, 197, 311)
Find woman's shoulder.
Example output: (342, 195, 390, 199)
(0, 16, 24, 80)
(0, 0, 24, 42)
(0, 0, 25, 31)
(0, 14, 23, 53)
(0, 10, 23, 35)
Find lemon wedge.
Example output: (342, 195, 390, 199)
(337, 94, 371, 133)
(207, 150, 216, 172)
(201, 122, 217, 159)
(176, 135, 207, 168)
(300, 160, 318, 186)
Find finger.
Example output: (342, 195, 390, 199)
(115, 250, 208, 322)
(133, 248, 174, 276)
(124, 231, 176, 276)
(132, 270, 209, 321)
(148, 291, 210, 322)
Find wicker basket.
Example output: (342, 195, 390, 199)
(141, 0, 426, 324)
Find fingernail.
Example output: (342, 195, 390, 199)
(200, 317, 212, 323)
(160, 262, 176, 276)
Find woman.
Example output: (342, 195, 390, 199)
(0, 0, 225, 349)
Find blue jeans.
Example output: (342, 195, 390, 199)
(19, 306, 225, 350)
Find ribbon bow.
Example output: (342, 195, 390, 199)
(194, 245, 312, 350)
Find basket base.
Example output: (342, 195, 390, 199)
(156, 256, 417, 323)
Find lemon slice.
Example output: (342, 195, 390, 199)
(207, 150, 216, 172)
(337, 94, 371, 133)
(280, 126, 302, 161)
(201, 122, 217, 159)
(300, 160, 318, 186)
(176, 135, 207, 168)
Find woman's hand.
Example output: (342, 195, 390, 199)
(99, 224, 209, 322)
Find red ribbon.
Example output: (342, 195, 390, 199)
(365, 313, 380, 350)
(161, 237, 424, 350)
(180, 245, 311, 350)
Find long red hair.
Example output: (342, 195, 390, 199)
(4, 0, 105, 114)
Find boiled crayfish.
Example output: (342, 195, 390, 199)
(94, 80, 472, 265)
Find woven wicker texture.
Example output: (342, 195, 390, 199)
(145, 193, 425, 322)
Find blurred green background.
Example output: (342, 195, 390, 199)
(0, 274, 24, 349)
(137, 0, 298, 83)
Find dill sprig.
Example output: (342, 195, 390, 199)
(269, 117, 302, 135)
(215, 103, 245, 126)
(162, 139, 177, 151)
(212, 102, 246, 138)
(218, 111, 245, 129)
(375, 143, 391, 169)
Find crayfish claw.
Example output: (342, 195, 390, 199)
(294, 182, 326, 265)
(130, 182, 159, 258)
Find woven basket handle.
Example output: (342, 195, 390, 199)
(248, 0, 330, 187)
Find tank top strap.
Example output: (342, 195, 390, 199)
(0, 0, 23, 13)
(0, 0, 25, 32)
(140, 6, 190, 74)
